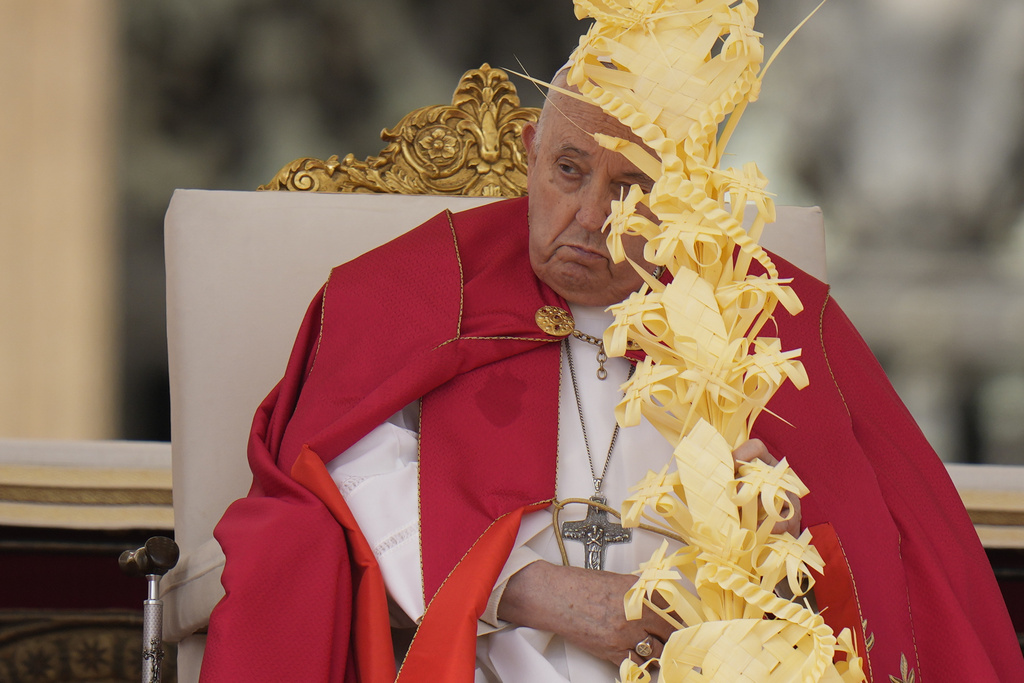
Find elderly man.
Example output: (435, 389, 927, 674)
(200, 67, 1023, 681)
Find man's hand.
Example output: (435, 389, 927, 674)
(732, 438, 802, 537)
(496, 441, 799, 667)
(497, 560, 673, 665)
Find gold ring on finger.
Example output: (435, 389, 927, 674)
(635, 636, 653, 658)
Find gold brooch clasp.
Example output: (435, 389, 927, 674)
(535, 306, 574, 337)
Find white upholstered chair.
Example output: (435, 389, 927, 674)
(159, 189, 827, 680)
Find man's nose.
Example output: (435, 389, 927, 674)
(575, 182, 613, 233)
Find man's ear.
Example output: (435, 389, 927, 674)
(522, 122, 538, 158)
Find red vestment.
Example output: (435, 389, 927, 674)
(202, 197, 1023, 682)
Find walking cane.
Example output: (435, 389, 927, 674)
(120, 536, 180, 683)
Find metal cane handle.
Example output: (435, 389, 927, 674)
(120, 536, 179, 683)
(119, 536, 179, 577)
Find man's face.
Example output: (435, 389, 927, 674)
(524, 92, 655, 307)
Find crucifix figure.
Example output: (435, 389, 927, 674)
(560, 495, 633, 570)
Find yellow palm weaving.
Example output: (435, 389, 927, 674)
(559, 1, 865, 680)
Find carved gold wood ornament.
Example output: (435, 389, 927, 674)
(259, 64, 539, 197)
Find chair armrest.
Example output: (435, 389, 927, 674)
(160, 537, 226, 642)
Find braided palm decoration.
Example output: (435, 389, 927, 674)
(561, 1, 866, 680)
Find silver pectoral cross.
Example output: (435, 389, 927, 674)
(560, 495, 632, 570)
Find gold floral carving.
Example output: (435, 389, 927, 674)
(259, 64, 539, 197)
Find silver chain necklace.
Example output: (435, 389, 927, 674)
(565, 338, 620, 492)
(560, 338, 634, 570)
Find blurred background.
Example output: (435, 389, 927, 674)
(2, 0, 1024, 465)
